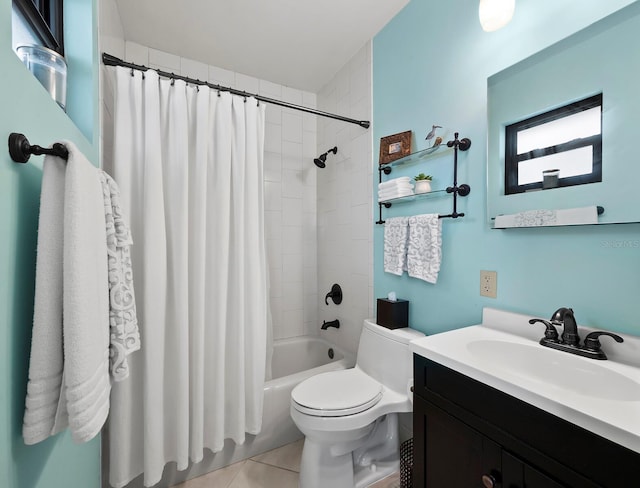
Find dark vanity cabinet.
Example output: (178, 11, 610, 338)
(413, 355, 640, 488)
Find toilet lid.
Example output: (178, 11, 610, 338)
(291, 368, 383, 417)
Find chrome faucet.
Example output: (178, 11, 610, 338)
(529, 307, 623, 360)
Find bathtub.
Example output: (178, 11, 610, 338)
(151, 335, 355, 487)
(260, 336, 356, 450)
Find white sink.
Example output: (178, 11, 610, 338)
(410, 307, 640, 454)
(466, 339, 640, 402)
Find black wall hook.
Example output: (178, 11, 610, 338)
(8, 133, 69, 163)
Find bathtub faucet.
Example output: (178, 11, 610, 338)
(321, 319, 340, 330)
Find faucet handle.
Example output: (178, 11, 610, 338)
(584, 331, 624, 352)
(529, 318, 559, 341)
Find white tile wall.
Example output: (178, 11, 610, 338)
(101, 40, 318, 341)
(316, 42, 374, 354)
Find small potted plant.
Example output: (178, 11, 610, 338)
(414, 173, 433, 194)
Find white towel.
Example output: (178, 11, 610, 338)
(63, 142, 111, 443)
(379, 188, 414, 202)
(407, 214, 442, 284)
(99, 171, 140, 382)
(379, 177, 411, 187)
(493, 206, 598, 228)
(23, 155, 67, 444)
(379, 177, 412, 190)
(23, 142, 112, 445)
(379, 184, 414, 191)
(384, 217, 409, 275)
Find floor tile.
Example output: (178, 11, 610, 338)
(227, 460, 299, 488)
(172, 460, 246, 488)
(369, 471, 401, 488)
(251, 439, 303, 472)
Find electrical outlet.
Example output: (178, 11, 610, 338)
(480, 270, 497, 298)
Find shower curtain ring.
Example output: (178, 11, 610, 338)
(130, 68, 134, 77)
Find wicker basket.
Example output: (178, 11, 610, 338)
(400, 438, 413, 487)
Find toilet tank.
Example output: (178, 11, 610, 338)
(356, 319, 424, 394)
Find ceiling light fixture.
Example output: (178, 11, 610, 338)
(479, 0, 515, 32)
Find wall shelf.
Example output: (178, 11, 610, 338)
(376, 132, 472, 224)
(379, 144, 453, 171)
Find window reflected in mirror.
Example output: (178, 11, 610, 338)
(505, 94, 602, 194)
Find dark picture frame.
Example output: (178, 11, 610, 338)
(379, 130, 412, 165)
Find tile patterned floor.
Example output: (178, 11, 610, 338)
(172, 438, 401, 488)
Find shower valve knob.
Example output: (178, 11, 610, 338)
(324, 283, 343, 305)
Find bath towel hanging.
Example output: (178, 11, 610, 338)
(23, 142, 112, 444)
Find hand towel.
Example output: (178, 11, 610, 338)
(407, 214, 442, 284)
(23, 142, 112, 445)
(99, 171, 140, 382)
(23, 155, 67, 445)
(384, 217, 409, 275)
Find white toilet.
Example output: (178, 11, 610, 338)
(290, 319, 424, 488)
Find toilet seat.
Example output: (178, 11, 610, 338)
(292, 368, 383, 417)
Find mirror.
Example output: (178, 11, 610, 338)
(487, 3, 640, 226)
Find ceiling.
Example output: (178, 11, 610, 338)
(114, 0, 409, 93)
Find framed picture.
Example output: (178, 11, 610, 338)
(379, 130, 412, 165)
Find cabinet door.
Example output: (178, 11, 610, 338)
(414, 396, 501, 488)
(523, 464, 566, 488)
(502, 451, 567, 488)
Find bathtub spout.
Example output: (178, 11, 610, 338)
(321, 319, 340, 330)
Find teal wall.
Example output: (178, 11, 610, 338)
(0, 0, 100, 486)
(373, 0, 640, 336)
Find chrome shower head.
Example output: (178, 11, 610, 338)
(313, 146, 338, 169)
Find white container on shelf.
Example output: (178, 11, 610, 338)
(415, 179, 432, 194)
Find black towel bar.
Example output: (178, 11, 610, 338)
(8, 133, 69, 163)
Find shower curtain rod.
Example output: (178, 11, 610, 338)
(102, 53, 371, 129)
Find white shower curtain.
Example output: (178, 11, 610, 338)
(105, 66, 269, 488)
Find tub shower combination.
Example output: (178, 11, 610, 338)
(147, 335, 355, 487)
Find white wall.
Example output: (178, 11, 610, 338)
(316, 42, 374, 354)
(100, 37, 319, 342)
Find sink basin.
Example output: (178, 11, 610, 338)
(467, 340, 640, 402)
(409, 308, 640, 454)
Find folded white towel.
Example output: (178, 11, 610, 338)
(23, 142, 112, 445)
(407, 214, 442, 284)
(378, 184, 414, 193)
(384, 217, 409, 275)
(379, 188, 414, 201)
(493, 206, 598, 228)
(100, 171, 140, 382)
(379, 177, 412, 190)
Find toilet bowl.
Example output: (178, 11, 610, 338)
(290, 319, 424, 488)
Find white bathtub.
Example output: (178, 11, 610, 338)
(153, 336, 355, 487)
(260, 336, 355, 449)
